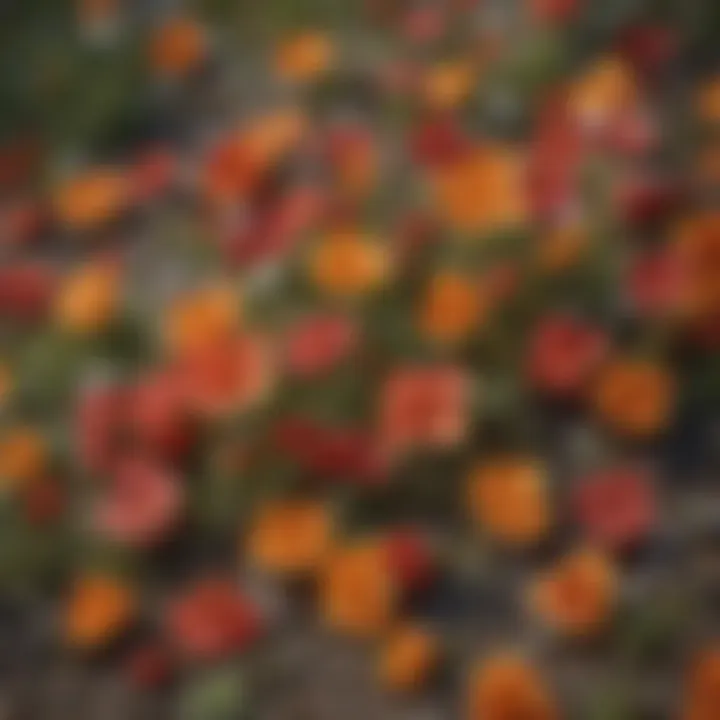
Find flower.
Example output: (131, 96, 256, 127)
(568, 56, 638, 129)
(467, 458, 551, 546)
(0, 427, 46, 489)
(274, 31, 334, 84)
(529, 547, 617, 636)
(536, 223, 589, 273)
(379, 365, 469, 454)
(65, 574, 135, 649)
(422, 60, 475, 110)
(627, 248, 684, 318)
(682, 647, 720, 720)
(247, 500, 333, 575)
(378, 625, 440, 692)
(593, 358, 674, 437)
(0, 263, 57, 323)
(674, 213, 720, 320)
(384, 528, 437, 594)
(530, 0, 580, 23)
(696, 78, 720, 124)
(285, 314, 358, 378)
(53, 168, 129, 230)
(21, 476, 65, 526)
(163, 285, 240, 359)
(55, 259, 122, 334)
(167, 579, 262, 660)
(467, 653, 558, 720)
(126, 371, 193, 460)
(308, 230, 390, 298)
(419, 271, 488, 345)
(325, 124, 378, 198)
(321, 540, 395, 638)
(274, 418, 386, 482)
(526, 315, 607, 397)
(94, 457, 183, 547)
(431, 146, 528, 234)
(574, 467, 657, 549)
(75, 382, 126, 475)
(179, 334, 274, 417)
(151, 17, 206, 78)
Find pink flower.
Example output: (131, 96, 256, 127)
(94, 457, 183, 547)
(285, 314, 358, 378)
(167, 579, 262, 660)
(574, 467, 657, 550)
(379, 365, 469, 453)
(526, 315, 608, 397)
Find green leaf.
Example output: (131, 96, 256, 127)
(180, 665, 247, 720)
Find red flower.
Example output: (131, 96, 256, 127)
(127, 372, 193, 460)
(574, 467, 657, 549)
(167, 579, 262, 660)
(94, 457, 183, 547)
(526, 315, 608, 397)
(528, 94, 583, 221)
(226, 185, 325, 267)
(130, 148, 177, 203)
(0, 263, 56, 323)
(530, 0, 580, 24)
(22, 477, 65, 526)
(275, 418, 386, 483)
(616, 174, 681, 227)
(627, 249, 683, 317)
(410, 116, 472, 169)
(76, 382, 127, 475)
(385, 528, 436, 594)
(379, 365, 469, 453)
(125, 643, 174, 688)
(400, 6, 446, 43)
(617, 24, 678, 75)
(285, 314, 358, 378)
(179, 334, 274, 416)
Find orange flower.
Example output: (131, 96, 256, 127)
(379, 625, 440, 693)
(321, 540, 395, 638)
(308, 230, 390, 298)
(431, 146, 528, 234)
(594, 358, 674, 438)
(55, 260, 121, 334)
(420, 271, 488, 344)
(0, 427, 46, 488)
(151, 17, 206, 78)
(423, 60, 475, 109)
(65, 574, 135, 649)
(682, 647, 720, 720)
(53, 168, 128, 231)
(696, 78, 720, 124)
(202, 109, 307, 205)
(467, 458, 551, 547)
(674, 212, 720, 319)
(163, 285, 240, 358)
(529, 548, 617, 636)
(179, 333, 274, 417)
(275, 31, 334, 84)
(568, 56, 637, 127)
(379, 365, 469, 453)
(536, 223, 589, 273)
(247, 500, 333, 575)
(467, 653, 559, 720)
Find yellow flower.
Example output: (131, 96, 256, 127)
(379, 625, 440, 693)
(0, 427, 46, 489)
(423, 60, 475, 109)
(569, 56, 637, 126)
(53, 169, 128, 231)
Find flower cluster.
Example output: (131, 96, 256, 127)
(1, 0, 719, 716)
